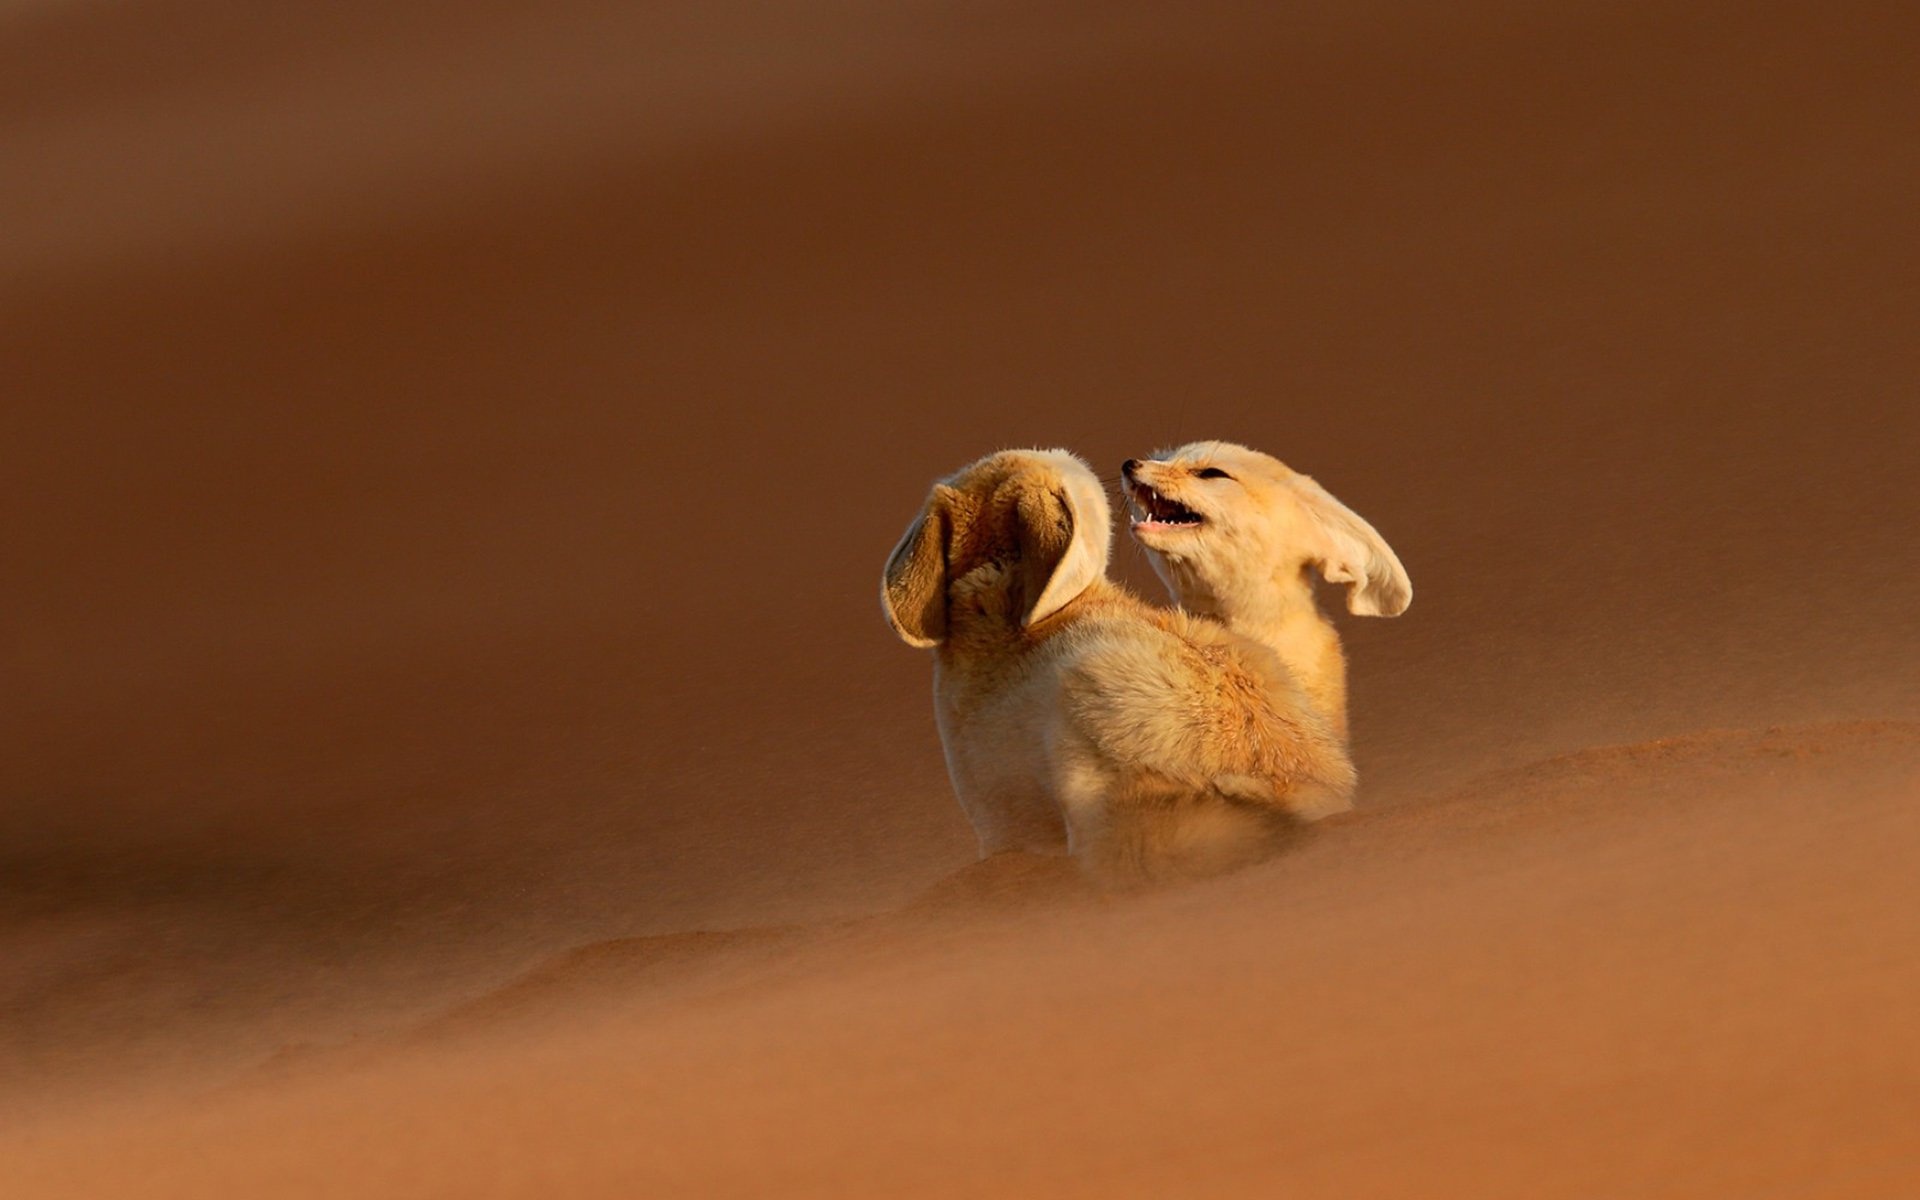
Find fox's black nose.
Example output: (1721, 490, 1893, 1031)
(1121, 459, 1141, 477)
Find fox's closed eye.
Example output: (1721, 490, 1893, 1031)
(1195, 467, 1234, 480)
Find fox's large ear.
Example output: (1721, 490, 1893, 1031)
(882, 486, 954, 647)
(1291, 475, 1411, 617)
(1017, 465, 1112, 629)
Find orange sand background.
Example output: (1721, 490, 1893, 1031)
(3, 1, 1917, 1194)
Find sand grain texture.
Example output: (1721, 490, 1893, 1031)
(4, 0, 1918, 1194)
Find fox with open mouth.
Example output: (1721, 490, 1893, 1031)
(883, 448, 1360, 885)
(1123, 441, 1411, 741)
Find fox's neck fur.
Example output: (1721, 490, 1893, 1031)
(1159, 559, 1350, 741)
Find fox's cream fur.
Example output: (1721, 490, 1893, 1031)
(882, 448, 1354, 885)
(1123, 441, 1411, 741)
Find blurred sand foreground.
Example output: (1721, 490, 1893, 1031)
(3, 1, 1918, 1196)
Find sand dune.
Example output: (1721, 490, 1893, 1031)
(4, 0, 1918, 1193)
(6, 721, 1918, 1196)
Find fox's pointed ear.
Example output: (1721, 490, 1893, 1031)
(881, 486, 954, 647)
(1291, 475, 1411, 617)
(1017, 465, 1111, 628)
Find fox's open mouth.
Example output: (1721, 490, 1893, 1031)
(1128, 482, 1204, 530)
